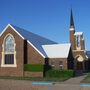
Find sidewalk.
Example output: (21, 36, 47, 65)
(62, 75, 87, 84)
(0, 75, 88, 90)
(51, 75, 87, 90)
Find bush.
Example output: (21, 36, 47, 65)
(24, 64, 43, 72)
(45, 69, 74, 78)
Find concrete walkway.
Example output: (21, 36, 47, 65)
(51, 75, 87, 90)
(61, 75, 87, 84)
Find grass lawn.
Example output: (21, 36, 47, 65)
(0, 70, 74, 82)
(81, 73, 90, 83)
(0, 76, 71, 82)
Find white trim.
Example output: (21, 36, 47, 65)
(0, 24, 24, 39)
(70, 27, 75, 31)
(75, 55, 84, 62)
(74, 32, 83, 35)
(86, 55, 88, 60)
(1, 64, 17, 67)
(1, 34, 17, 67)
(73, 50, 85, 52)
(27, 40, 45, 58)
(0, 24, 45, 58)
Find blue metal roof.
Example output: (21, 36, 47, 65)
(11, 24, 57, 57)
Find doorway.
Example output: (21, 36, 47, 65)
(75, 61, 84, 76)
(76, 62, 83, 70)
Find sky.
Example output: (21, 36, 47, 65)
(0, 0, 90, 50)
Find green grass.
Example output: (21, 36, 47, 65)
(81, 73, 90, 83)
(0, 70, 74, 82)
(24, 64, 43, 72)
(0, 76, 70, 82)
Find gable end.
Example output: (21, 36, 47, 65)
(0, 24, 45, 58)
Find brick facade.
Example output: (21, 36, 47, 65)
(24, 71, 43, 77)
(0, 26, 24, 76)
(27, 43, 44, 64)
(70, 30, 76, 50)
(49, 58, 68, 69)
(48, 48, 74, 70)
(0, 26, 45, 77)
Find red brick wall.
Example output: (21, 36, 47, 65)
(70, 30, 76, 50)
(27, 43, 45, 64)
(0, 26, 24, 76)
(24, 71, 43, 77)
(49, 58, 68, 69)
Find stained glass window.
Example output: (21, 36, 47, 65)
(4, 35, 14, 64)
(76, 35, 80, 48)
(4, 36, 14, 53)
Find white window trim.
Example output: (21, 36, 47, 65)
(51, 64, 55, 67)
(1, 34, 17, 67)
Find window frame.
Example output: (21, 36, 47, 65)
(1, 34, 17, 67)
(59, 61, 63, 70)
(51, 60, 55, 67)
(76, 35, 81, 49)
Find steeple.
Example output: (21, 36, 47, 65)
(69, 9, 75, 50)
(70, 9, 74, 28)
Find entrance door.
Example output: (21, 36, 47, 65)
(76, 62, 83, 70)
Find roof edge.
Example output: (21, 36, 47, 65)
(27, 40, 45, 58)
(0, 24, 45, 58)
(0, 24, 24, 39)
(42, 43, 71, 47)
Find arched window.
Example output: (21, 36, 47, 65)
(76, 35, 81, 48)
(1, 34, 16, 67)
(4, 35, 14, 64)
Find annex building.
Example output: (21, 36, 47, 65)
(0, 10, 89, 77)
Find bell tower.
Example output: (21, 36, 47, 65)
(69, 9, 87, 71)
(70, 9, 75, 50)
(69, 9, 85, 51)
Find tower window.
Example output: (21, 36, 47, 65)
(76, 35, 80, 48)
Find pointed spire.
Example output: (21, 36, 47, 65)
(70, 9, 74, 28)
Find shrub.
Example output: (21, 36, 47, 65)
(45, 69, 74, 78)
(24, 64, 43, 72)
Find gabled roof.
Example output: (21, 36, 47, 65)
(0, 24, 57, 58)
(42, 43, 71, 58)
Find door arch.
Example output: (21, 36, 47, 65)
(75, 55, 84, 70)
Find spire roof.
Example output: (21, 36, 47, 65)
(70, 9, 74, 28)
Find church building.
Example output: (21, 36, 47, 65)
(0, 10, 89, 77)
(0, 24, 73, 77)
